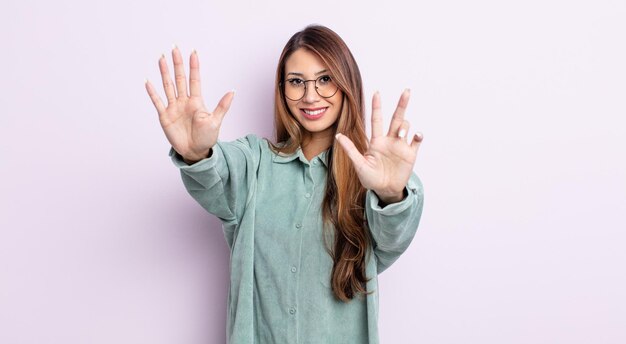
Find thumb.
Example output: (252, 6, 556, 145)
(213, 90, 236, 122)
(335, 133, 366, 168)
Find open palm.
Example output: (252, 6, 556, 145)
(335, 90, 423, 202)
(145, 46, 235, 162)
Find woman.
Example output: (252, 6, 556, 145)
(145, 24, 424, 344)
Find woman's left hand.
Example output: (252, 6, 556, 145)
(335, 89, 423, 204)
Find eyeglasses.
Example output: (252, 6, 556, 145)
(280, 75, 340, 101)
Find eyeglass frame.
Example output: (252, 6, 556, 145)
(279, 75, 340, 101)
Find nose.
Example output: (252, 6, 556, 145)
(302, 80, 321, 103)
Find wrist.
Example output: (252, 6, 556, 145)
(182, 148, 212, 165)
(375, 188, 407, 206)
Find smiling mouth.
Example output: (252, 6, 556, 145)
(300, 107, 328, 119)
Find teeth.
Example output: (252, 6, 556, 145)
(303, 108, 326, 115)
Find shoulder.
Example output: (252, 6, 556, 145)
(235, 134, 284, 154)
(217, 133, 266, 150)
(216, 134, 277, 161)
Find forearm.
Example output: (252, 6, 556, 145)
(366, 172, 424, 273)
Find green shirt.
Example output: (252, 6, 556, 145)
(169, 134, 424, 344)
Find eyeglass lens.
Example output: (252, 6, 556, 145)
(284, 76, 338, 101)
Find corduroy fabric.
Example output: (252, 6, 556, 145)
(169, 134, 424, 344)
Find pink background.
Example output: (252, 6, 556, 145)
(1, 0, 625, 343)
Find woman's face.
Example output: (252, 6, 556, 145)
(283, 48, 343, 140)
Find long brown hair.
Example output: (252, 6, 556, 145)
(268, 24, 372, 302)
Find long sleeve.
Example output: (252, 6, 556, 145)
(365, 171, 424, 274)
(169, 134, 262, 247)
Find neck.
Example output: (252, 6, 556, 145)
(301, 129, 334, 161)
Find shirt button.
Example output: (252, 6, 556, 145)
(313, 160, 318, 165)
(305, 192, 311, 198)
(289, 308, 296, 315)
(295, 223, 302, 229)
(291, 266, 297, 273)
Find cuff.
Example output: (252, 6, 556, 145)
(367, 173, 421, 216)
(168, 145, 221, 172)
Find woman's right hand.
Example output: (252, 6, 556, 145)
(145, 46, 235, 163)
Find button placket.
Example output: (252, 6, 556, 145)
(294, 167, 314, 230)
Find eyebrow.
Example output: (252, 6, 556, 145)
(286, 69, 328, 77)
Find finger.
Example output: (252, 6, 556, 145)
(158, 54, 176, 104)
(145, 79, 167, 116)
(397, 120, 410, 144)
(171, 44, 188, 98)
(335, 133, 367, 169)
(387, 88, 411, 137)
(409, 132, 424, 155)
(212, 90, 236, 122)
(371, 91, 383, 139)
(189, 49, 202, 97)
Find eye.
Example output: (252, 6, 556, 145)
(318, 75, 332, 84)
(287, 78, 304, 86)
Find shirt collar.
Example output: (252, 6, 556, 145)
(272, 144, 329, 167)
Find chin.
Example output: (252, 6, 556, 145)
(300, 119, 336, 134)
(302, 124, 331, 134)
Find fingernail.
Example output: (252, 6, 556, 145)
(160, 53, 165, 60)
(398, 129, 406, 138)
(415, 132, 423, 140)
(192, 48, 197, 55)
(231, 89, 236, 96)
(407, 88, 411, 93)
(144, 78, 148, 84)
(172, 43, 178, 51)
(335, 133, 341, 140)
